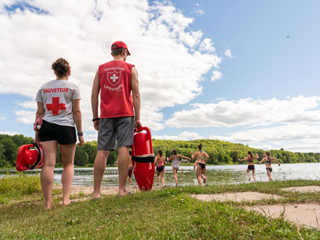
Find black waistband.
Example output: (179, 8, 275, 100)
(132, 156, 155, 163)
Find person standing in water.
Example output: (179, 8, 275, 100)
(155, 149, 166, 188)
(259, 151, 281, 181)
(238, 151, 259, 182)
(191, 144, 209, 186)
(168, 150, 190, 187)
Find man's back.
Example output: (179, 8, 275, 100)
(99, 60, 134, 118)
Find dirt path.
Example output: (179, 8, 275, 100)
(189, 192, 283, 202)
(246, 204, 320, 229)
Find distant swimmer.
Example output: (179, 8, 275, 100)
(191, 143, 209, 186)
(259, 151, 281, 181)
(168, 149, 190, 187)
(238, 151, 259, 182)
(155, 149, 166, 188)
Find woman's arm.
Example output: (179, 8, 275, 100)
(259, 158, 266, 165)
(35, 102, 45, 142)
(204, 151, 209, 162)
(179, 154, 191, 160)
(190, 151, 195, 160)
(72, 99, 84, 146)
(238, 156, 248, 162)
(272, 157, 281, 166)
(254, 153, 259, 159)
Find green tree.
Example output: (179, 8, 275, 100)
(74, 146, 89, 166)
(1, 138, 18, 166)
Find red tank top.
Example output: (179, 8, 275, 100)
(99, 61, 134, 118)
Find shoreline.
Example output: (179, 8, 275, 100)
(1, 161, 319, 171)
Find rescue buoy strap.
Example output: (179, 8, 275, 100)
(132, 156, 155, 163)
(30, 142, 42, 169)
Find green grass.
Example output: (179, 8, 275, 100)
(1, 176, 320, 239)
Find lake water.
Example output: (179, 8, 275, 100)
(1, 163, 320, 187)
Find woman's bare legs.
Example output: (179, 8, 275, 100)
(60, 143, 76, 206)
(202, 167, 206, 184)
(252, 169, 257, 182)
(267, 170, 273, 181)
(196, 165, 203, 186)
(172, 168, 178, 186)
(160, 169, 166, 188)
(40, 140, 58, 210)
(156, 171, 160, 186)
(246, 168, 251, 181)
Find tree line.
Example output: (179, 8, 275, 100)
(0, 134, 319, 168)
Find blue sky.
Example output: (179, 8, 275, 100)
(0, 0, 320, 152)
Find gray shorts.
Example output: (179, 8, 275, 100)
(98, 117, 134, 151)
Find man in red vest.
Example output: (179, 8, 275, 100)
(91, 41, 142, 197)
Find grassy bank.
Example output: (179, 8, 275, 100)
(1, 176, 320, 239)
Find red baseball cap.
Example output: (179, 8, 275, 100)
(111, 41, 131, 55)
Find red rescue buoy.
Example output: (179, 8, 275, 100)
(132, 127, 155, 191)
(16, 142, 44, 171)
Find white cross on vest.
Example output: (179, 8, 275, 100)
(110, 74, 118, 82)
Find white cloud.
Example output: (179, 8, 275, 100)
(210, 124, 320, 152)
(0, 0, 222, 131)
(17, 101, 37, 109)
(0, 116, 5, 120)
(15, 110, 34, 124)
(211, 70, 222, 81)
(154, 131, 203, 140)
(199, 38, 215, 52)
(166, 96, 320, 128)
(193, 9, 204, 15)
(224, 49, 233, 58)
(0, 130, 19, 135)
(84, 132, 98, 142)
(192, 3, 204, 15)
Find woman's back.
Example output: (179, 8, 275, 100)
(195, 151, 206, 161)
(36, 80, 80, 127)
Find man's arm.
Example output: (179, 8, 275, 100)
(131, 67, 142, 129)
(91, 69, 100, 131)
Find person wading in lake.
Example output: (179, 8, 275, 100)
(167, 150, 190, 187)
(91, 41, 142, 198)
(191, 143, 209, 186)
(35, 58, 84, 209)
(259, 151, 281, 181)
(155, 149, 166, 188)
(238, 151, 259, 182)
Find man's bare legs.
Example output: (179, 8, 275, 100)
(93, 150, 109, 199)
(60, 143, 76, 206)
(117, 146, 130, 196)
(40, 140, 58, 210)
